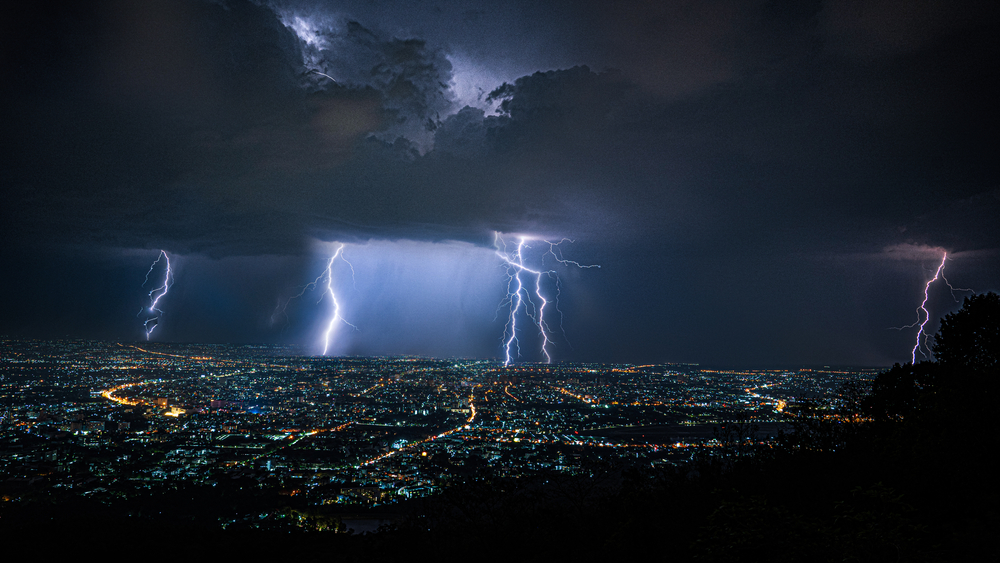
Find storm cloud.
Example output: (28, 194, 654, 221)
(2, 0, 997, 365)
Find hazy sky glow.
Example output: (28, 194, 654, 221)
(1, 0, 997, 366)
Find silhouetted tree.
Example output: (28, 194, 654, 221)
(863, 362, 938, 422)
(932, 292, 1000, 373)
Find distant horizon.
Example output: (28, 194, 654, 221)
(0, 335, 892, 372)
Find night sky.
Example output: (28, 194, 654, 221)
(2, 0, 997, 366)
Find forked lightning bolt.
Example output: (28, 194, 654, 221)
(910, 253, 947, 363)
(139, 250, 172, 340)
(494, 233, 598, 366)
(320, 245, 357, 355)
(894, 251, 975, 364)
(276, 244, 357, 355)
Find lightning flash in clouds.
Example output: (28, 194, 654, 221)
(308, 68, 338, 84)
(139, 250, 172, 340)
(895, 251, 975, 364)
(276, 244, 357, 355)
(494, 233, 598, 365)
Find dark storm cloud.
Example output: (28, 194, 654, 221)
(4, 0, 995, 257)
(819, 0, 999, 60)
(2, 0, 456, 255)
(292, 18, 455, 145)
(2, 0, 310, 254)
(2, 0, 997, 364)
(905, 190, 1000, 253)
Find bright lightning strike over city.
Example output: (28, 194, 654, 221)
(278, 244, 358, 355)
(320, 245, 357, 355)
(494, 233, 599, 366)
(139, 250, 172, 340)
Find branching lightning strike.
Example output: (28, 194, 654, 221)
(320, 245, 357, 355)
(909, 253, 947, 363)
(894, 251, 975, 364)
(139, 250, 172, 340)
(494, 233, 599, 366)
(276, 244, 357, 355)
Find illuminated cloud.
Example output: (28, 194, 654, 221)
(880, 243, 948, 261)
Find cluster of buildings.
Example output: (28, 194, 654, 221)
(0, 337, 877, 528)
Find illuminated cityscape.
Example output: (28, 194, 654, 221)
(0, 337, 875, 532)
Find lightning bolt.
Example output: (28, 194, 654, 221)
(139, 250, 172, 340)
(275, 244, 357, 355)
(891, 250, 974, 364)
(941, 265, 975, 303)
(494, 233, 598, 366)
(908, 252, 947, 363)
(271, 265, 325, 328)
(320, 245, 357, 355)
(308, 68, 338, 84)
